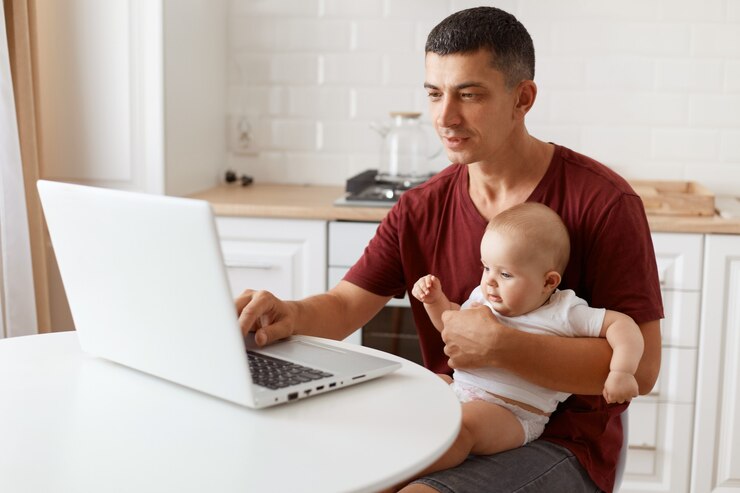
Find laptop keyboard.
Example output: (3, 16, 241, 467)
(246, 351, 333, 390)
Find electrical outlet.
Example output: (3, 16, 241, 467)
(229, 114, 259, 155)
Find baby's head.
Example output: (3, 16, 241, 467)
(479, 202, 570, 316)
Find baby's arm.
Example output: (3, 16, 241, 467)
(599, 311, 645, 403)
(411, 275, 460, 332)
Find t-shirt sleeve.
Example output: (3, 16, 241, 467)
(460, 286, 484, 309)
(586, 194, 664, 324)
(342, 203, 407, 298)
(565, 296, 606, 338)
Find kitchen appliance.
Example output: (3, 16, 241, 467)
(336, 169, 435, 207)
(370, 112, 442, 181)
(336, 111, 442, 207)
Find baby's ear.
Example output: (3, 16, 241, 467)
(544, 271, 561, 291)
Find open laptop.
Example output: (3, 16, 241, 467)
(37, 180, 401, 409)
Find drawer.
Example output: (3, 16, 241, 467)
(221, 243, 296, 299)
(660, 289, 700, 348)
(623, 401, 693, 492)
(647, 346, 697, 403)
(651, 233, 703, 290)
(216, 217, 327, 300)
(329, 221, 378, 267)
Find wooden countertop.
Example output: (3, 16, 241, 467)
(190, 183, 740, 234)
(190, 184, 388, 222)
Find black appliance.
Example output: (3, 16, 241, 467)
(340, 169, 434, 206)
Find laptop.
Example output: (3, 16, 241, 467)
(37, 180, 401, 409)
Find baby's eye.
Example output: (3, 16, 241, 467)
(482, 266, 490, 272)
(500, 272, 513, 279)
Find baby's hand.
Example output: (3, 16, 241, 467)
(412, 275, 442, 304)
(602, 370, 639, 404)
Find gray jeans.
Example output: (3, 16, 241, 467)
(412, 440, 603, 493)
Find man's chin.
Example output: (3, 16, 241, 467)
(445, 150, 475, 165)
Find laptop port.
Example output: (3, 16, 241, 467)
(288, 392, 298, 401)
(352, 374, 366, 380)
(316, 386, 324, 391)
(329, 383, 336, 388)
(304, 389, 312, 396)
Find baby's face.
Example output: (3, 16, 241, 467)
(479, 230, 553, 317)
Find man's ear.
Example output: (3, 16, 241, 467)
(543, 271, 561, 292)
(513, 79, 537, 117)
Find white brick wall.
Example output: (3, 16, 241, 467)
(227, 0, 740, 195)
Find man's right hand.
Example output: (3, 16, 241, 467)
(235, 289, 297, 347)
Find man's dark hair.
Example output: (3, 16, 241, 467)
(425, 7, 535, 89)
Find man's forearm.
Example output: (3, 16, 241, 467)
(291, 281, 392, 340)
(496, 319, 661, 395)
(496, 328, 612, 395)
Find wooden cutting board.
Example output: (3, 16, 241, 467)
(630, 180, 715, 216)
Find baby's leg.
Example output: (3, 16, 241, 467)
(421, 400, 525, 475)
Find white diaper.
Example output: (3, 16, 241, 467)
(451, 380, 550, 446)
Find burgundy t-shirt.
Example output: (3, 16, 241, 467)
(344, 144, 664, 492)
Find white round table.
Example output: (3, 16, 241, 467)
(0, 332, 460, 493)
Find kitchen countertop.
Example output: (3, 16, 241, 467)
(190, 183, 740, 234)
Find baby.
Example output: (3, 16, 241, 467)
(411, 202, 644, 475)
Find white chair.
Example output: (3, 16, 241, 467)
(614, 409, 629, 492)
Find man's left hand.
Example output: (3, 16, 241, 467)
(440, 305, 507, 369)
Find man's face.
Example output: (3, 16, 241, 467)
(424, 49, 521, 166)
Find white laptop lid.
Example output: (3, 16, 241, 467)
(37, 180, 255, 406)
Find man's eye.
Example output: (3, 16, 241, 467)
(427, 92, 442, 100)
(460, 93, 479, 100)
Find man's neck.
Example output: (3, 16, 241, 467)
(467, 137, 554, 220)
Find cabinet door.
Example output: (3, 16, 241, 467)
(651, 233, 704, 291)
(692, 235, 740, 493)
(622, 233, 703, 493)
(328, 221, 378, 267)
(216, 217, 326, 300)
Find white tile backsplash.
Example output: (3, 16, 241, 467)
(275, 19, 351, 51)
(321, 53, 383, 85)
(656, 60, 724, 92)
(227, 0, 740, 195)
(692, 24, 740, 57)
(321, 0, 384, 18)
(581, 127, 653, 165)
(652, 129, 720, 161)
(724, 61, 740, 92)
(383, 0, 450, 20)
(690, 95, 740, 127)
(351, 20, 417, 51)
(721, 131, 740, 162)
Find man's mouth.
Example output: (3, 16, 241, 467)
(441, 134, 469, 149)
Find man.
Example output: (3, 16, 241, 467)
(237, 7, 663, 493)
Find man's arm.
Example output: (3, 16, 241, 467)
(441, 306, 661, 395)
(236, 280, 392, 347)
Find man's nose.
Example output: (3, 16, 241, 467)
(435, 97, 461, 128)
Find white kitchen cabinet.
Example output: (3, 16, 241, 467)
(35, 0, 227, 330)
(622, 233, 703, 493)
(34, 0, 226, 196)
(328, 221, 382, 344)
(216, 217, 327, 301)
(691, 234, 740, 493)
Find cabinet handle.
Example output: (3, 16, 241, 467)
(627, 444, 657, 451)
(224, 261, 276, 270)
